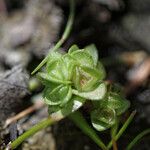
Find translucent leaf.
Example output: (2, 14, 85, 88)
(50, 96, 86, 117)
(61, 96, 86, 116)
(80, 67, 104, 91)
(59, 85, 73, 106)
(91, 107, 116, 131)
(37, 72, 71, 85)
(43, 85, 72, 106)
(68, 44, 79, 54)
(32, 49, 64, 74)
(108, 93, 130, 115)
(110, 84, 124, 95)
(72, 66, 103, 92)
(72, 82, 106, 100)
(47, 60, 64, 80)
(46, 51, 63, 68)
(46, 55, 75, 83)
(72, 66, 80, 91)
(85, 44, 98, 66)
(61, 54, 76, 81)
(71, 50, 94, 67)
(97, 61, 106, 80)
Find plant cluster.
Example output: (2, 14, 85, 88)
(37, 44, 130, 131)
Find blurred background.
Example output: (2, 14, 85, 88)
(0, 0, 150, 149)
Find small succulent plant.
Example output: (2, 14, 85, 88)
(37, 44, 130, 131)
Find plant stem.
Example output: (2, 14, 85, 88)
(111, 118, 119, 150)
(31, 0, 75, 75)
(10, 117, 54, 149)
(112, 139, 118, 150)
(111, 118, 119, 138)
(126, 128, 150, 150)
(107, 111, 136, 149)
(69, 111, 108, 150)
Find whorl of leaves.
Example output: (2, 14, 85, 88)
(37, 44, 130, 131)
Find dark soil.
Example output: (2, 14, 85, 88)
(0, 0, 150, 149)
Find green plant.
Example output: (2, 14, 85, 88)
(35, 42, 130, 131)
(6, 0, 149, 150)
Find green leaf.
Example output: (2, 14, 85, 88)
(61, 54, 76, 81)
(43, 84, 72, 106)
(50, 96, 86, 117)
(85, 44, 98, 66)
(68, 44, 79, 53)
(108, 93, 130, 115)
(46, 60, 64, 80)
(47, 51, 63, 65)
(48, 96, 85, 115)
(69, 111, 108, 150)
(97, 61, 106, 80)
(126, 128, 150, 150)
(110, 84, 123, 95)
(81, 67, 104, 91)
(61, 96, 86, 116)
(72, 82, 106, 100)
(46, 55, 75, 83)
(71, 50, 94, 67)
(48, 105, 61, 114)
(107, 111, 136, 149)
(91, 107, 116, 131)
(72, 66, 80, 90)
(72, 66, 103, 92)
(37, 72, 71, 85)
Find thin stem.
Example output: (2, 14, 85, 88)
(69, 111, 108, 150)
(31, 0, 75, 75)
(107, 111, 136, 149)
(8, 107, 68, 149)
(126, 128, 150, 150)
(111, 118, 119, 150)
(5, 100, 44, 128)
(112, 139, 118, 150)
(10, 117, 54, 149)
(111, 118, 119, 138)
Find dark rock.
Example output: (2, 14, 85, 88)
(25, 0, 63, 58)
(108, 24, 143, 51)
(0, 48, 31, 67)
(128, 0, 150, 14)
(54, 0, 84, 7)
(9, 123, 17, 141)
(0, 65, 29, 123)
(0, 0, 62, 59)
(122, 14, 150, 52)
(93, 0, 124, 11)
(137, 89, 150, 104)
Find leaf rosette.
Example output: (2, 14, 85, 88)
(36, 44, 130, 132)
(37, 44, 106, 115)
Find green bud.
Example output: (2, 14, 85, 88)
(108, 93, 130, 116)
(91, 106, 116, 131)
